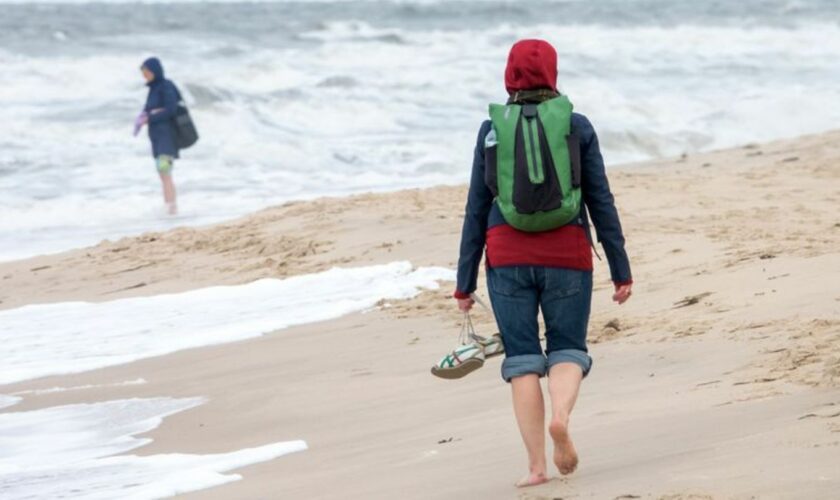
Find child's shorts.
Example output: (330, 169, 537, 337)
(155, 155, 174, 174)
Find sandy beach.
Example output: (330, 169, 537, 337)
(2, 130, 839, 499)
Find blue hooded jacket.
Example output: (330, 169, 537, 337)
(455, 113, 632, 295)
(142, 57, 180, 159)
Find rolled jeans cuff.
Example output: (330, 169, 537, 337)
(501, 354, 546, 382)
(547, 349, 593, 378)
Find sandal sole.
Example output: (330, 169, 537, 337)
(430, 358, 485, 380)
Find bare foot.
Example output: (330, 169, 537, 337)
(515, 471, 549, 488)
(549, 419, 578, 475)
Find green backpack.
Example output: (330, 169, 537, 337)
(484, 94, 582, 232)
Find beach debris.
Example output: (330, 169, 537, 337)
(113, 262, 155, 274)
(781, 156, 799, 162)
(675, 326, 706, 338)
(764, 347, 786, 354)
(673, 292, 713, 308)
(598, 327, 620, 341)
(30, 265, 51, 272)
(746, 150, 764, 157)
(593, 319, 622, 343)
(798, 410, 840, 420)
(104, 282, 147, 294)
(604, 318, 621, 331)
(733, 377, 778, 386)
(437, 437, 460, 444)
(376, 240, 402, 250)
(759, 253, 776, 260)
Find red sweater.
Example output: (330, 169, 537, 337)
(453, 224, 630, 299)
(486, 224, 592, 270)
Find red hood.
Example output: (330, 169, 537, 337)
(504, 39, 558, 94)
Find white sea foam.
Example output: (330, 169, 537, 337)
(0, 262, 453, 385)
(0, 396, 20, 410)
(0, 397, 307, 499)
(10, 378, 147, 396)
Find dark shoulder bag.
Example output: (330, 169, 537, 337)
(172, 83, 199, 149)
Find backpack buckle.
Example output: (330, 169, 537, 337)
(522, 104, 538, 119)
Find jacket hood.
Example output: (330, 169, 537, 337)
(142, 57, 164, 85)
(504, 39, 557, 95)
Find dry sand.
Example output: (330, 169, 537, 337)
(1, 131, 839, 499)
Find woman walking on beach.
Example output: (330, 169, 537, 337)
(454, 39, 633, 487)
(136, 57, 180, 215)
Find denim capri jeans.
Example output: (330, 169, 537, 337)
(487, 265, 593, 382)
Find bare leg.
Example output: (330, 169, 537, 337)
(547, 363, 583, 475)
(510, 374, 549, 487)
(159, 172, 177, 214)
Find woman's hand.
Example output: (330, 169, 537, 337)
(613, 283, 632, 305)
(457, 297, 475, 312)
(133, 111, 148, 137)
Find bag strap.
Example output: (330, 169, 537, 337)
(469, 293, 492, 314)
(459, 312, 477, 345)
(458, 294, 494, 345)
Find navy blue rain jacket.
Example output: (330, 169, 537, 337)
(142, 57, 180, 159)
(456, 113, 632, 295)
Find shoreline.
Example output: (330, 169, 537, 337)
(1, 126, 835, 312)
(1, 127, 835, 306)
(2, 130, 839, 498)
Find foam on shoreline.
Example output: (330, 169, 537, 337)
(0, 396, 307, 499)
(0, 261, 454, 385)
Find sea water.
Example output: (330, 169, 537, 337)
(0, 396, 308, 499)
(0, 0, 838, 259)
(0, 261, 453, 384)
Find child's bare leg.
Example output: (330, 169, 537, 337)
(159, 172, 177, 214)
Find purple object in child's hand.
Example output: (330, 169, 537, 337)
(133, 111, 148, 136)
